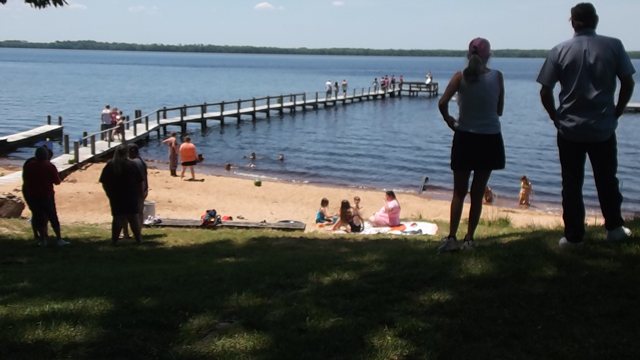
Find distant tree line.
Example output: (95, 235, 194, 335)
(1, 40, 639, 59)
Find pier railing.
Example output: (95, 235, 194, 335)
(70, 83, 439, 163)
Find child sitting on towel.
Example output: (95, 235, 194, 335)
(316, 198, 336, 225)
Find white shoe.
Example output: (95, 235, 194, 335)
(461, 240, 475, 250)
(559, 237, 583, 247)
(438, 236, 459, 253)
(606, 226, 632, 242)
(56, 239, 70, 246)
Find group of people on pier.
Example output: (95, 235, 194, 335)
(100, 104, 126, 141)
(325, 79, 350, 100)
(372, 75, 402, 93)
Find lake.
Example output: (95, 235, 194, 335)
(1, 48, 639, 213)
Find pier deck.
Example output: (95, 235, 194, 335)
(626, 102, 640, 113)
(0, 124, 63, 154)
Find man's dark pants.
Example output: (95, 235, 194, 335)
(100, 123, 112, 140)
(557, 133, 625, 243)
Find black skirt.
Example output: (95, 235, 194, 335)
(182, 160, 198, 166)
(451, 130, 505, 171)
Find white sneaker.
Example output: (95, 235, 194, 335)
(438, 236, 459, 253)
(56, 239, 70, 246)
(606, 226, 632, 242)
(461, 240, 475, 250)
(559, 237, 583, 247)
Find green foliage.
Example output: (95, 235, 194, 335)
(1, 40, 637, 58)
(0, 0, 67, 8)
(0, 40, 554, 58)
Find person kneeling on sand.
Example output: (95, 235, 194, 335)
(368, 191, 401, 227)
(332, 200, 364, 233)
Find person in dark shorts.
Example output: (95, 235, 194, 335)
(100, 144, 144, 245)
(179, 136, 198, 180)
(22, 146, 69, 246)
(437, 37, 505, 253)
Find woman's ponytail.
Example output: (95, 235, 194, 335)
(463, 53, 485, 83)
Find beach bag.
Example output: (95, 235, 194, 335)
(201, 209, 221, 226)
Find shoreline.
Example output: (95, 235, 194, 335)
(0, 159, 624, 224)
(0, 162, 610, 232)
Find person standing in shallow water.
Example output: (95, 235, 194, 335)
(437, 37, 505, 253)
(537, 2, 635, 247)
(162, 132, 180, 177)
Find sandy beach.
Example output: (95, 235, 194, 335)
(0, 162, 580, 232)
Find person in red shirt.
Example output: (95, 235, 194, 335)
(22, 146, 68, 246)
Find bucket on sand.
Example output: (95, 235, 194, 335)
(143, 200, 156, 219)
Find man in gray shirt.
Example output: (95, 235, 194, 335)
(537, 2, 635, 247)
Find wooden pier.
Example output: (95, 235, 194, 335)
(0, 116, 63, 154)
(626, 102, 640, 113)
(401, 82, 439, 97)
(0, 82, 438, 187)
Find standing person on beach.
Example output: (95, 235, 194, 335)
(162, 132, 180, 177)
(101, 104, 112, 140)
(437, 37, 505, 252)
(179, 136, 198, 181)
(325, 80, 332, 100)
(128, 144, 148, 228)
(23, 146, 68, 246)
(537, 3, 635, 247)
(100, 145, 144, 245)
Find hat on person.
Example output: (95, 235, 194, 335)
(468, 38, 491, 58)
(571, 3, 598, 23)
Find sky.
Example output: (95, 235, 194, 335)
(1, 0, 639, 50)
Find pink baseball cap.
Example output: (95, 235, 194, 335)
(468, 38, 491, 58)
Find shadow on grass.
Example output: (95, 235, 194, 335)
(0, 218, 639, 359)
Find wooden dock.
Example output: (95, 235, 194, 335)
(0, 82, 438, 188)
(626, 103, 640, 113)
(0, 116, 63, 154)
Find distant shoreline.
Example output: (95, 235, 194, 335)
(0, 40, 559, 59)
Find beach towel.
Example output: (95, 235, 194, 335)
(333, 221, 438, 236)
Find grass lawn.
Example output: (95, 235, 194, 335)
(1, 217, 639, 360)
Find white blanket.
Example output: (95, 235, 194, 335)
(333, 221, 438, 235)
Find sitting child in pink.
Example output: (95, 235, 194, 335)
(369, 191, 401, 227)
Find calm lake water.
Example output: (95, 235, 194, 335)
(1, 48, 639, 214)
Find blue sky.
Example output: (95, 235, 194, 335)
(1, 0, 639, 50)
